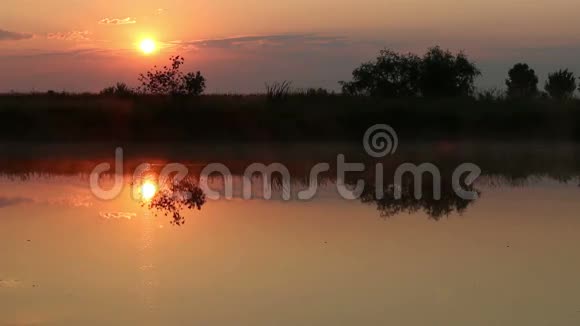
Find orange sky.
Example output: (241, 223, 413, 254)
(1, 0, 580, 92)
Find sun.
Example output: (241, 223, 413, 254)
(141, 181, 158, 201)
(139, 39, 157, 55)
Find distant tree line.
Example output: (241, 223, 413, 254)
(98, 46, 578, 100)
(341, 47, 578, 100)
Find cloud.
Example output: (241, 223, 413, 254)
(0, 28, 33, 41)
(0, 195, 94, 209)
(171, 34, 349, 49)
(98, 17, 136, 25)
(0, 279, 23, 288)
(0, 47, 117, 59)
(47, 195, 93, 208)
(0, 197, 32, 208)
(47, 30, 90, 41)
(99, 212, 137, 220)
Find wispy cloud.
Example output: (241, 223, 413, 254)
(171, 34, 349, 49)
(98, 17, 136, 25)
(0, 194, 93, 208)
(0, 28, 33, 41)
(47, 195, 93, 208)
(0, 47, 121, 59)
(0, 279, 23, 288)
(47, 30, 90, 41)
(0, 197, 32, 208)
(99, 212, 137, 220)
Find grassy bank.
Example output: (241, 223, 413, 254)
(1, 94, 580, 142)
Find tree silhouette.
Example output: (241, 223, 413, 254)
(138, 56, 206, 96)
(340, 49, 421, 97)
(340, 47, 480, 98)
(143, 177, 206, 226)
(182, 71, 206, 96)
(544, 69, 576, 99)
(506, 63, 539, 98)
(419, 46, 481, 97)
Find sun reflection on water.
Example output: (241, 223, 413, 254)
(141, 181, 157, 201)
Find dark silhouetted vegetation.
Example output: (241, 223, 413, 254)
(138, 56, 206, 96)
(1, 49, 580, 143)
(304, 87, 331, 96)
(340, 49, 421, 97)
(143, 177, 206, 225)
(476, 88, 504, 102)
(340, 47, 480, 98)
(545, 69, 577, 99)
(1, 94, 580, 142)
(265, 81, 292, 101)
(419, 47, 481, 97)
(100, 82, 135, 96)
(506, 63, 539, 98)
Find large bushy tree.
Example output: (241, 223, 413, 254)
(340, 50, 421, 97)
(544, 69, 576, 99)
(341, 46, 480, 98)
(506, 63, 539, 98)
(419, 47, 481, 97)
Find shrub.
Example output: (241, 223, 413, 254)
(100, 82, 134, 96)
(138, 56, 206, 96)
(477, 88, 504, 102)
(304, 88, 331, 96)
(182, 72, 206, 96)
(544, 69, 576, 99)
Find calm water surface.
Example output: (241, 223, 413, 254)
(1, 143, 579, 325)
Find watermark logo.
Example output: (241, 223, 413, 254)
(89, 124, 481, 202)
(363, 124, 398, 157)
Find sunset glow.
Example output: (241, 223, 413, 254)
(3, 1, 580, 325)
(141, 181, 157, 200)
(139, 39, 156, 55)
(1, 0, 580, 92)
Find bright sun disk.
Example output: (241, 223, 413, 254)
(139, 39, 156, 54)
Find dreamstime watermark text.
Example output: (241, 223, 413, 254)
(90, 124, 481, 201)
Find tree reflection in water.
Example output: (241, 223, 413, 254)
(142, 177, 206, 225)
(359, 176, 479, 220)
(272, 169, 480, 221)
(5, 144, 579, 224)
